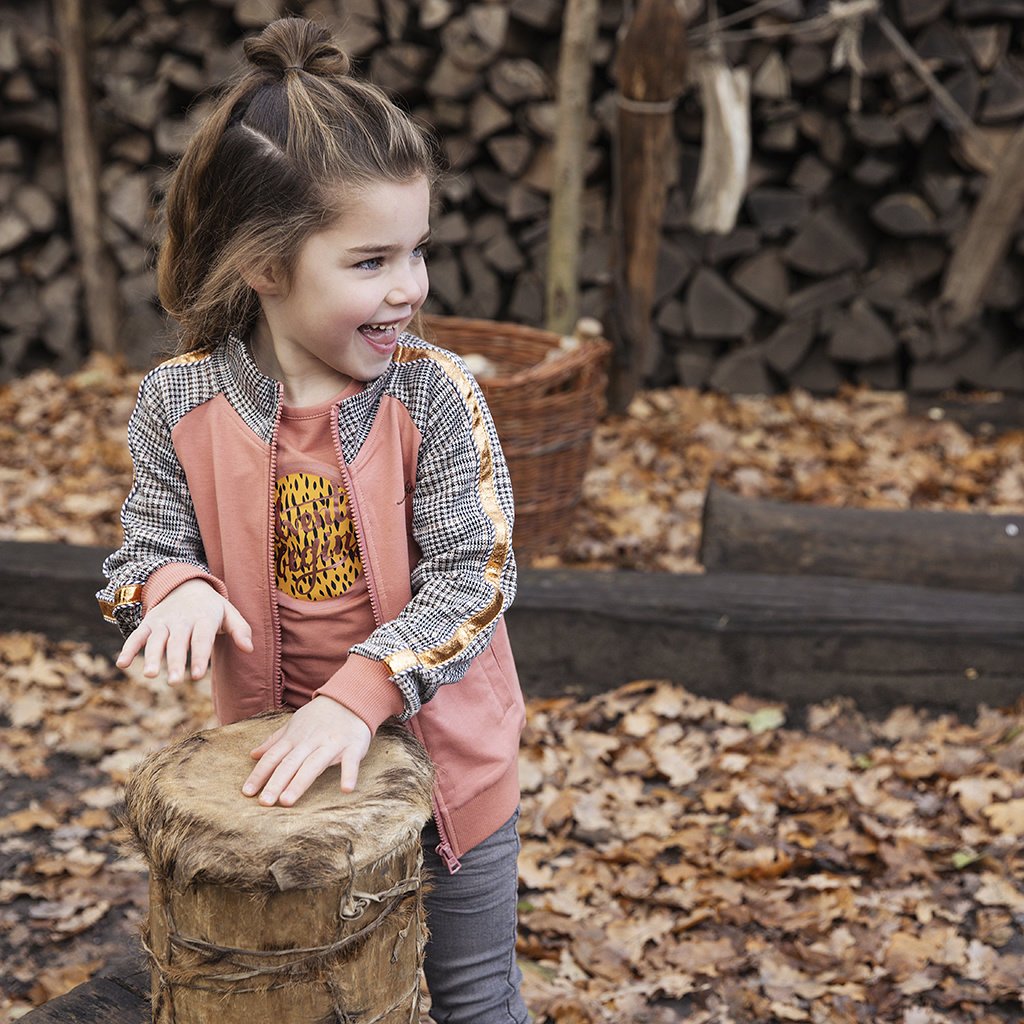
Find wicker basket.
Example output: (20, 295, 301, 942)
(422, 315, 611, 559)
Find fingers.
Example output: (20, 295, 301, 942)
(142, 624, 170, 679)
(188, 618, 218, 680)
(116, 623, 151, 669)
(338, 746, 362, 793)
(222, 602, 254, 653)
(249, 726, 286, 761)
(242, 740, 333, 807)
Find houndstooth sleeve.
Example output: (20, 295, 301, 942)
(96, 370, 219, 638)
(349, 350, 516, 716)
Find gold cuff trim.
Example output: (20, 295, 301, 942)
(98, 585, 143, 623)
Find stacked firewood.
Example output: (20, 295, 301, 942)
(1, 0, 1023, 394)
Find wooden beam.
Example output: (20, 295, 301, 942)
(940, 124, 1024, 327)
(700, 483, 1024, 593)
(5, 541, 1022, 715)
(53, 0, 122, 355)
(545, 0, 601, 335)
(608, 0, 689, 409)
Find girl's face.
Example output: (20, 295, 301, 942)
(252, 176, 431, 405)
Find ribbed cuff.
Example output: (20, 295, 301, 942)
(142, 563, 230, 614)
(314, 653, 405, 733)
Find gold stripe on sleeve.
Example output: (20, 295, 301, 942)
(385, 345, 510, 673)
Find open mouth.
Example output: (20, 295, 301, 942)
(358, 320, 403, 350)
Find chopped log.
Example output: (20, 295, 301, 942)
(789, 153, 833, 196)
(54, 0, 121, 355)
(870, 192, 941, 235)
(914, 19, 968, 67)
(488, 58, 549, 105)
(674, 339, 718, 389)
(608, 0, 688, 406)
(897, 0, 952, 28)
(700, 483, 1024, 593)
(786, 43, 828, 86)
(419, 0, 455, 30)
(704, 226, 760, 264)
(686, 268, 758, 339)
(979, 57, 1024, 123)
(933, 68, 980, 136)
(851, 154, 901, 187)
(487, 134, 533, 177)
(962, 23, 1008, 72)
(848, 113, 902, 147)
(785, 273, 859, 318)
(745, 187, 809, 236)
(426, 55, 480, 99)
(789, 342, 847, 392)
(731, 248, 789, 315)
(708, 343, 774, 395)
(784, 209, 869, 276)
(827, 298, 900, 363)
(442, 7, 509, 71)
(751, 50, 790, 100)
(545, 0, 600, 335)
(940, 125, 1024, 326)
(468, 91, 513, 140)
(763, 315, 816, 375)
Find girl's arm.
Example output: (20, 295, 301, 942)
(318, 349, 517, 724)
(98, 370, 248, 675)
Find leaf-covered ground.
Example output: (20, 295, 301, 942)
(3, 356, 1024, 570)
(3, 363, 1024, 1020)
(1, 633, 1022, 1023)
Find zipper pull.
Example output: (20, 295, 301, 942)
(435, 839, 462, 874)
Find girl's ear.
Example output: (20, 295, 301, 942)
(246, 262, 285, 296)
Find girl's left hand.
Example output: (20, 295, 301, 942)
(243, 697, 371, 807)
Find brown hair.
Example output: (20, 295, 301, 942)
(157, 17, 439, 352)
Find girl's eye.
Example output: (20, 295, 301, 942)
(412, 243, 429, 261)
(355, 257, 383, 271)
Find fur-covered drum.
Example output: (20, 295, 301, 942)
(122, 714, 435, 1024)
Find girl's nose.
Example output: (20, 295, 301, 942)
(386, 262, 426, 308)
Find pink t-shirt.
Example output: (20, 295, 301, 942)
(274, 384, 377, 709)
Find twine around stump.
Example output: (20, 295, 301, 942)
(145, 847, 425, 1023)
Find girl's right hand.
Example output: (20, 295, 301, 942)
(116, 579, 254, 684)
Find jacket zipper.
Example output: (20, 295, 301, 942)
(332, 407, 462, 875)
(268, 389, 284, 708)
(433, 795, 463, 873)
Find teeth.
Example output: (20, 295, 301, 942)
(365, 323, 394, 332)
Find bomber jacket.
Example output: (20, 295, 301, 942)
(98, 330, 526, 871)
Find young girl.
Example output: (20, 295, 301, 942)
(98, 17, 529, 1024)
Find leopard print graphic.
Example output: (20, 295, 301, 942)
(274, 471, 362, 601)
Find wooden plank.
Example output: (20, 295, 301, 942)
(507, 568, 1024, 715)
(699, 484, 1024, 593)
(18, 965, 148, 1023)
(0, 541, 117, 653)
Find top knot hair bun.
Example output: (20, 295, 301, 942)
(243, 17, 351, 79)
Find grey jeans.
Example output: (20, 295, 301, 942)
(421, 811, 530, 1024)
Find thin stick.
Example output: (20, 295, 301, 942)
(53, 0, 121, 355)
(547, 0, 601, 335)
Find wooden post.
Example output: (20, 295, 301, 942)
(608, 0, 688, 410)
(53, 0, 121, 355)
(546, 0, 601, 336)
(940, 125, 1024, 328)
